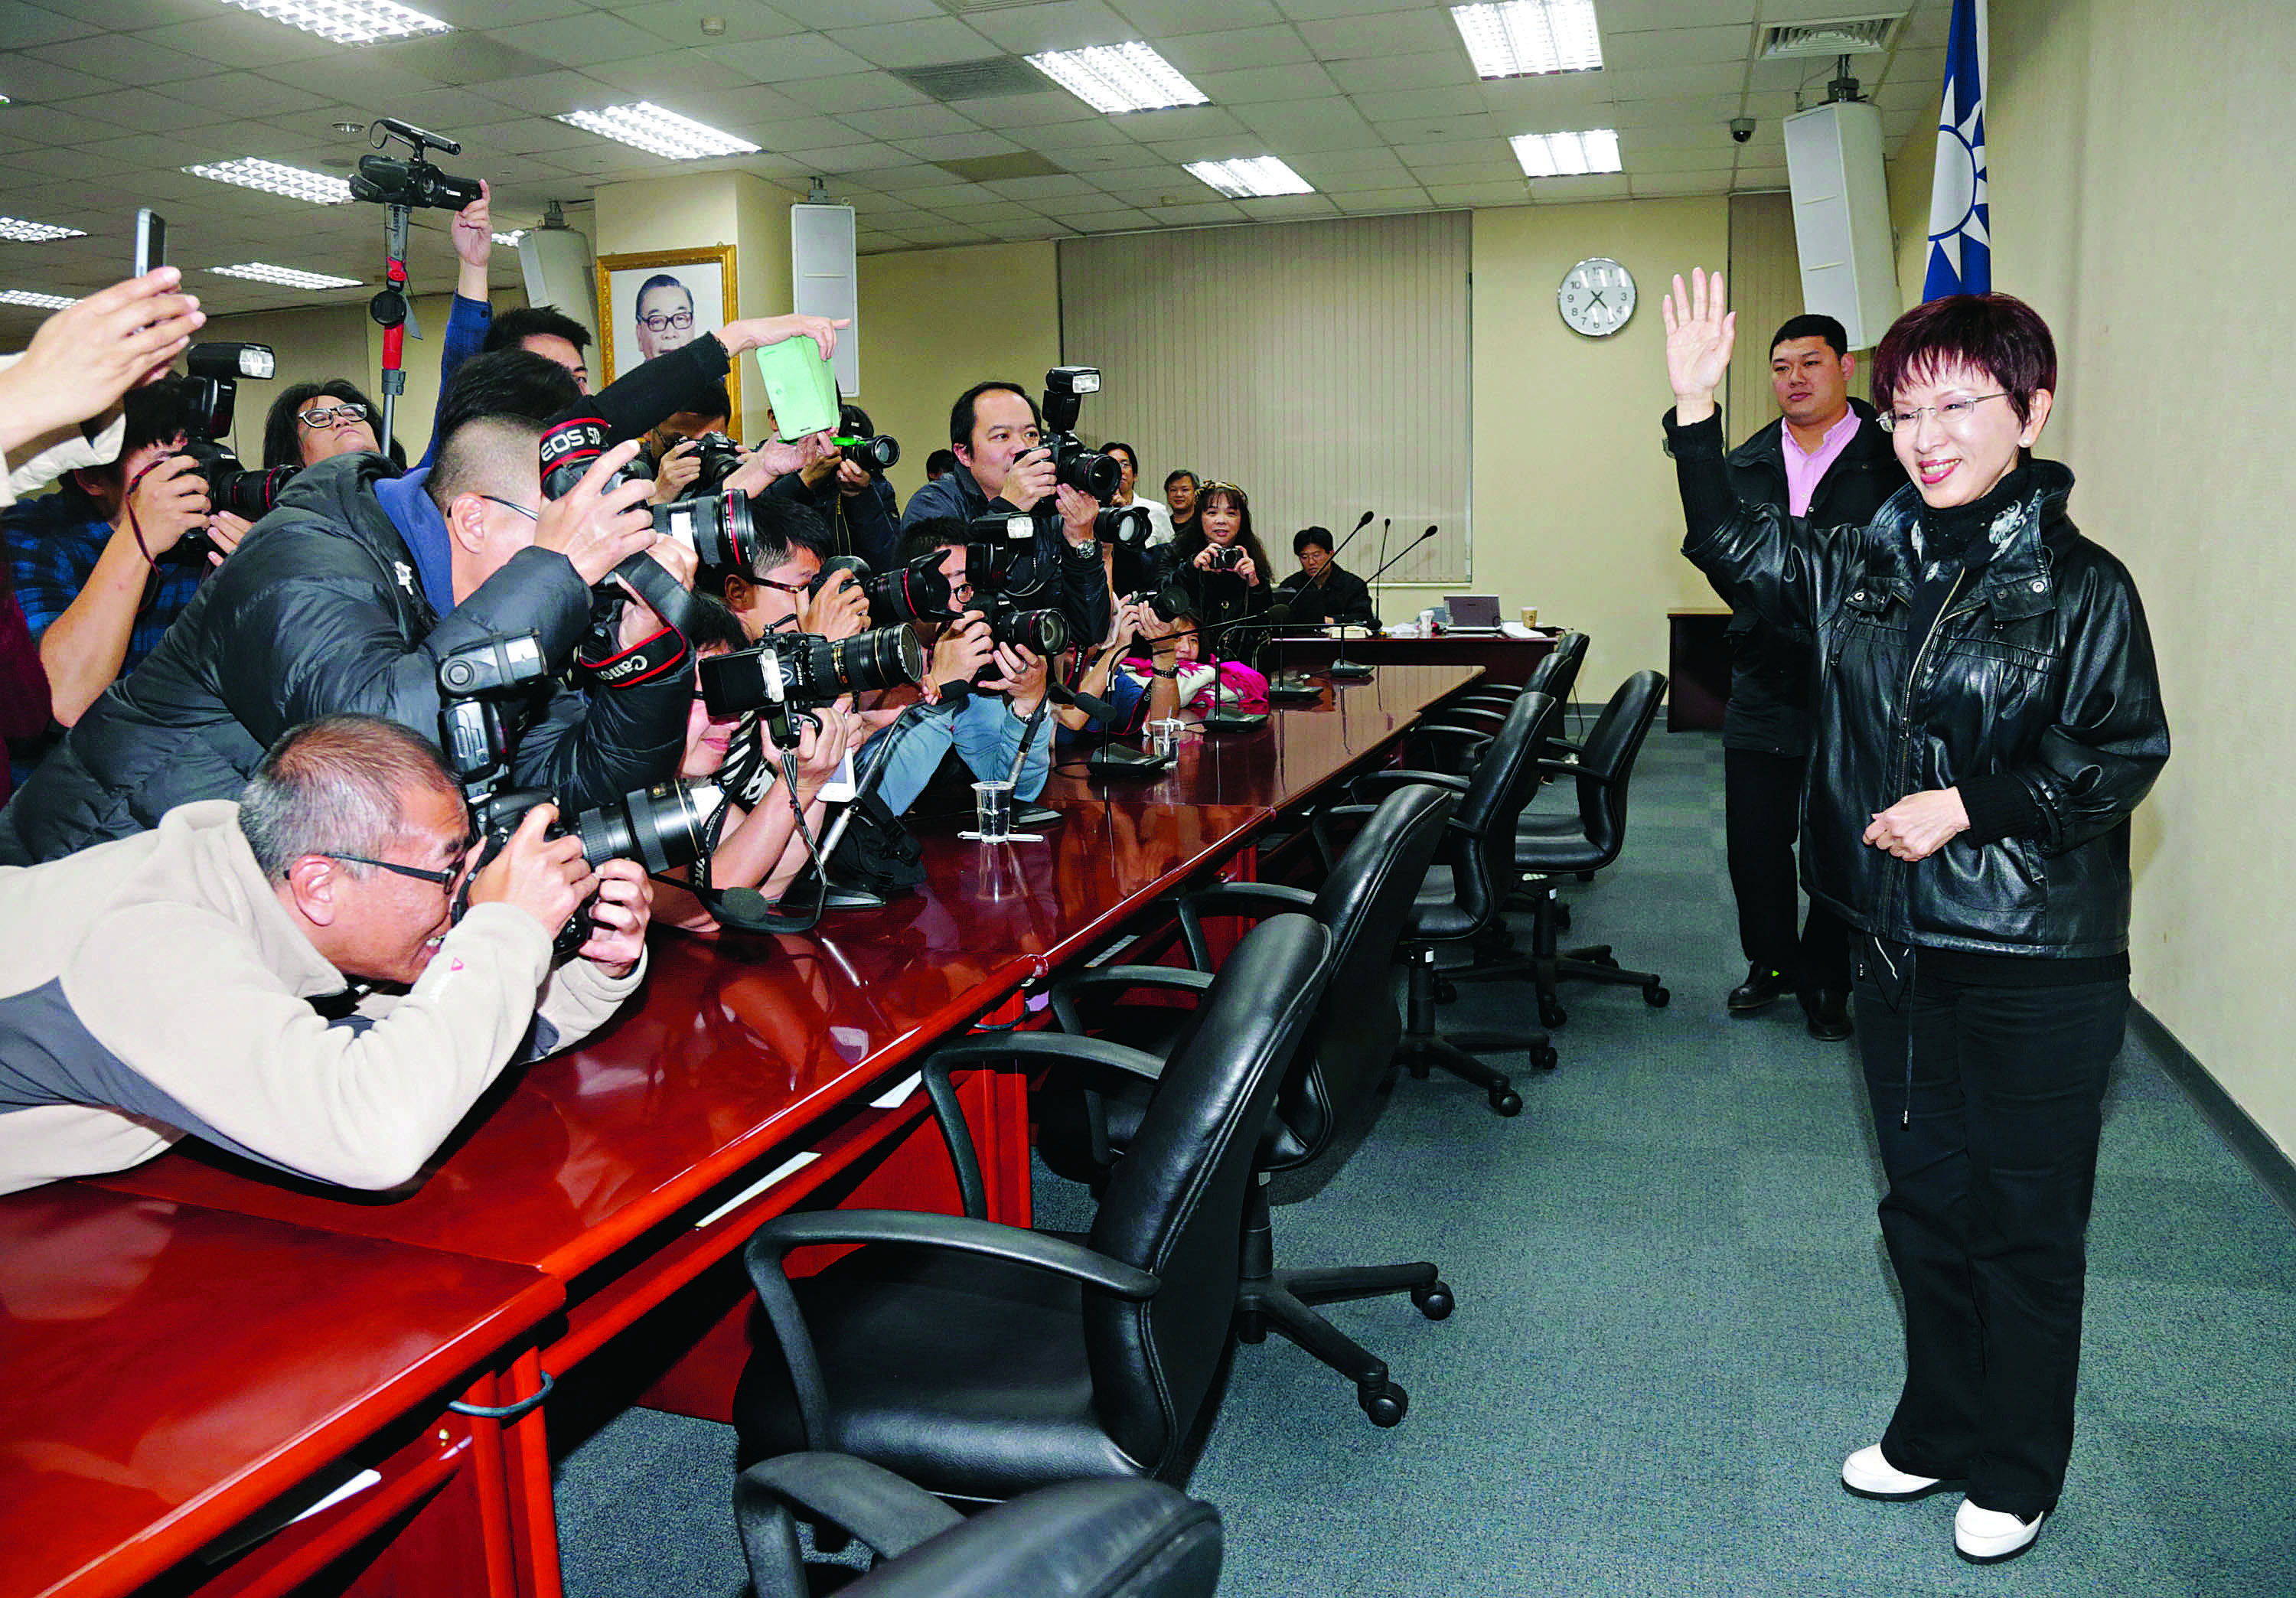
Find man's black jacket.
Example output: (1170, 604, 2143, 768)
(899, 468, 1109, 646)
(1274, 563, 1376, 626)
(1705, 397, 1906, 755)
(1673, 409, 2168, 957)
(0, 454, 686, 864)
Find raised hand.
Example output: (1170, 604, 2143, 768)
(1660, 266, 1735, 424)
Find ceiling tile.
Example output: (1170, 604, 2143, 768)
(48, 89, 235, 133)
(893, 130, 1026, 161)
(1192, 63, 1344, 103)
(0, 57, 125, 101)
(1601, 0, 1753, 27)
(700, 34, 878, 81)
(1350, 85, 1487, 122)
(1528, 173, 1627, 201)
(1595, 62, 1747, 99)
(610, 0, 809, 47)
(583, 51, 761, 97)
(241, 52, 443, 104)
(1409, 158, 1525, 184)
(1236, 192, 1339, 218)
(899, 221, 997, 244)
(923, 199, 1045, 223)
(1116, 104, 1249, 140)
(130, 14, 342, 68)
(771, 0, 944, 25)
(1756, 0, 1895, 19)
(1371, 109, 1500, 141)
(1424, 179, 1531, 205)
(1295, 12, 1459, 59)
(1113, 0, 1287, 31)
(1325, 53, 1472, 93)
(4, 144, 139, 181)
(1475, 72, 1615, 115)
(780, 140, 912, 170)
(29, 0, 209, 30)
(1140, 197, 1247, 225)
(1628, 145, 1740, 171)
(1272, 0, 1417, 19)
(774, 70, 934, 113)
(842, 163, 970, 190)
(838, 103, 983, 139)
(978, 93, 1126, 132)
(1069, 207, 1156, 230)
(1330, 187, 1430, 212)
(0, 102, 135, 147)
(0, 3, 100, 49)
(738, 115, 862, 148)
(416, 0, 592, 21)
(1287, 142, 1410, 173)
(827, 18, 1001, 69)
(488, 14, 677, 69)
(23, 33, 222, 87)
(1606, 94, 1742, 127)
(1391, 135, 1506, 164)
(1153, 25, 1313, 70)
(1629, 171, 1731, 195)
(165, 70, 338, 118)
(964, 1, 1137, 54)
(1603, 24, 1757, 70)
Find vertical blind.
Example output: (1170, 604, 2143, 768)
(1058, 211, 1472, 586)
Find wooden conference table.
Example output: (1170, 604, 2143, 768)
(8, 663, 1480, 1598)
(1260, 627, 1559, 688)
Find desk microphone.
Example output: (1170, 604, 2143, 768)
(1332, 517, 1392, 681)
(1363, 523, 1440, 589)
(1198, 611, 1270, 733)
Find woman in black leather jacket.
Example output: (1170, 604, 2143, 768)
(1662, 271, 2168, 1566)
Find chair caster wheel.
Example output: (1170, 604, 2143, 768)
(1489, 1084, 1522, 1116)
(1406, 1059, 1430, 1079)
(1557, 904, 1573, 931)
(1236, 1311, 1267, 1345)
(1412, 1282, 1454, 1320)
(1538, 999, 1567, 1028)
(1359, 1381, 1408, 1427)
(1433, 979, 1458, 1005)
(1532, 1044, 1559, 1071)
(1645, 984, 1669, 1008)
(1593, 951, 1621, 969)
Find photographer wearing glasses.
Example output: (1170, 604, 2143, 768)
(263, 381, 390, 471)
(0, 713, 649, 1198)
(900, 380, 1107, 647)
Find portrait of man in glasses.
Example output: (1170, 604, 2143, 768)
(632, 273, 698, 363)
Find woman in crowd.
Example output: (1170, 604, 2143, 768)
(261, 379, 386, 471)
(1157, 480, 1273, 643)
(1663, 269, 2167, 1566)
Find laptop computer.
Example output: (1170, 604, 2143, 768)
(1441, 594, 1504, 633)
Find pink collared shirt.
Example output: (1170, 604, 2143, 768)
(1782, 408, 1862, 517)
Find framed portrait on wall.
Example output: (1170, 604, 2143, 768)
(595, 244, 739, 433)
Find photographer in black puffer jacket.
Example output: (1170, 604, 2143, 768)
(1662, 270, 2167, 1566)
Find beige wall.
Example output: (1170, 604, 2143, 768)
(853, 242, 1062, 520)
(1986, 0, 2296, 1155)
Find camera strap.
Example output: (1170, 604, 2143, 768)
(579, 623, 690, 689)
(577, 549, 703, 686)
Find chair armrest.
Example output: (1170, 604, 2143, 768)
(1049, 964, 1215, 1032)
(735, 1453, 962, 1590)
(1534, 756, 1613, 784)
(919, 1033, 1166, 1219)
(1352, 768, 1471, 804)
(742, 1211, 1162, 1455)
(1439, 704, 1508, 725)
(1173, 882, 1316, 970)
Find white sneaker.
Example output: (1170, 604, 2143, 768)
(1955, 1499, 2045, 1564)
(1841, 1444, 1950, 1501)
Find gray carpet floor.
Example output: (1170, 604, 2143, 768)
(553, 727, 2296, 1596)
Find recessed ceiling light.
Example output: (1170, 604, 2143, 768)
(184, 158, 354, 205)
(556, 103, 760, 160)
(1185, 157, 1316, 199)
(0, 217, 88, 243)
(0, 290, 78, 309)
(207, 263, 364, 289)
(1026, 43, 1209, 115)
(492, 230, 526, 248)
(216, 0, 450, 47)
(1452, 1, 1605, 80)
(332, 121, 365, 134)
(1510, 128, 1623, 177)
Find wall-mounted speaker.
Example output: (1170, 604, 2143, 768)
(791, 202, 858, 396)
(517, 226, 598, 344)
(1783, 99, 1900, 348)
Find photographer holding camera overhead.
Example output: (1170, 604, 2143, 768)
(900, 377, 1109, 646)
(0, 278, 848, 866)
(0, 713, 651, 1197)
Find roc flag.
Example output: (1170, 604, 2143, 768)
(1922, 0, 1990, 299)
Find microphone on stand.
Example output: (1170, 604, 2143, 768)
(1334, 524, 1438, 683)
(1270, 509, 1374, 701)
(1199, 604, 1274, 733)
(1329, 516, 1391, 682)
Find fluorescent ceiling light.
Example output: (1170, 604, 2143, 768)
(1026, 43, 1208, 114)
(215, 0, 450, 45)
(0, 290, 78, 309)
(1185, 157, 1316, 199)
(492, 230, 526, 248)
(0, 217, 87, 243)
(207, 263, 364, 289)
(1510, 128, 1623, 177)
(184, 158, 354, 205)
(556, 103, 760, 160)
(1452, 0, 1605, 79)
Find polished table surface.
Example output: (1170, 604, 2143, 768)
(0, 1184, 559, 1598)
(1260, 631, 1557, 688)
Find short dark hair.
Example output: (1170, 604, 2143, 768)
(1293, 525, 1333, 556)
(263, 378, 379, 471)
(1163, 469, 1197, 492)
(899, 516, 970, 564)
(239, 714, 458, 879)
(683, 592, 752, 654)
(433, 349, 582, 452)
(925, 448, 957, 480)
(686, 383, 732, 424)
(70, 377, 196, 497)
(735, 494, 830, 579)
(1770, 313, 1850, 358)
(1872, 293, 2058, 427)
(635, 273, 691, 313)
(948, 381, 1039, 451)
(429, 416, 542, 519)
(1102, 440, 1137, 472)
(483, 305, 592, 358)
(839, 402, 874, 437)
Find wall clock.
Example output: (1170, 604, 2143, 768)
(1558, 256, 1636, 337)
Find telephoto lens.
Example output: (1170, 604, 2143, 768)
(862, 550, 960, 625)
(1094, 504, 1153, 547)
(176, 439, 298, 523)
(987, 605, 1069, 657)
(568, 778, 726, 875)
(836, 432, 901, 472)
(651, 489, 758, 573)
(1052, 438, 1121, 500)
(698, 627, 927, 719)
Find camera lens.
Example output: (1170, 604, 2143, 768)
(212, 465, 298, 521)
(990, 606, 1069, 657)
(1094, 504, 1151, 547)
(1058, 445, 1122, 501)
(653, 490, 756, 572)
(863, 553, 957, 625)
(820, 625, 927, 695)
(839, 433, 900, 471)
(569, 779, 721, 875)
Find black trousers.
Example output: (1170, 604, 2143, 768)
(1852, 964, 2129, 1517)
(1723, 746, 1849, 987)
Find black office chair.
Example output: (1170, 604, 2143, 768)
(733, 914, 1332, 1501)
(1339, 689, 1563, 1114)
(737, 1453, 1221, 1597)
(1452, 669, 1669, 1026)
(1418, 631, 1587, 781)
(1039, 783, 1459, 1426)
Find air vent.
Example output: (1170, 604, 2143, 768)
(1760, 15, 1903, 57)
(890, 57, 1047, 102)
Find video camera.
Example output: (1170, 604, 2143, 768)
(173, 342, 299, 531)
(699, 625, 925, 747)
(1037, 367, 1120, 501)
(436, 631, 726, 960)
(348, 118, 481, 212)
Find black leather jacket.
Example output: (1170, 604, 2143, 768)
(1671, 410, 2169, 958)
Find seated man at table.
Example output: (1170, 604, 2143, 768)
(1274, 524, 1376, 628)
(858, 518, 1051, 818)
(0, 713, 651, 1196)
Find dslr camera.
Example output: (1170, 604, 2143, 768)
(435, 632, 726, 960)
(1037, 367, 1121, 502)
(1093, 503, 1153, 550)
(700, 624, 926, 746)
(682, 430, 747, 492)
(541, 416, 761, 572)
(173, 342, 300, 532)
(1204, 545, 1247, 574)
